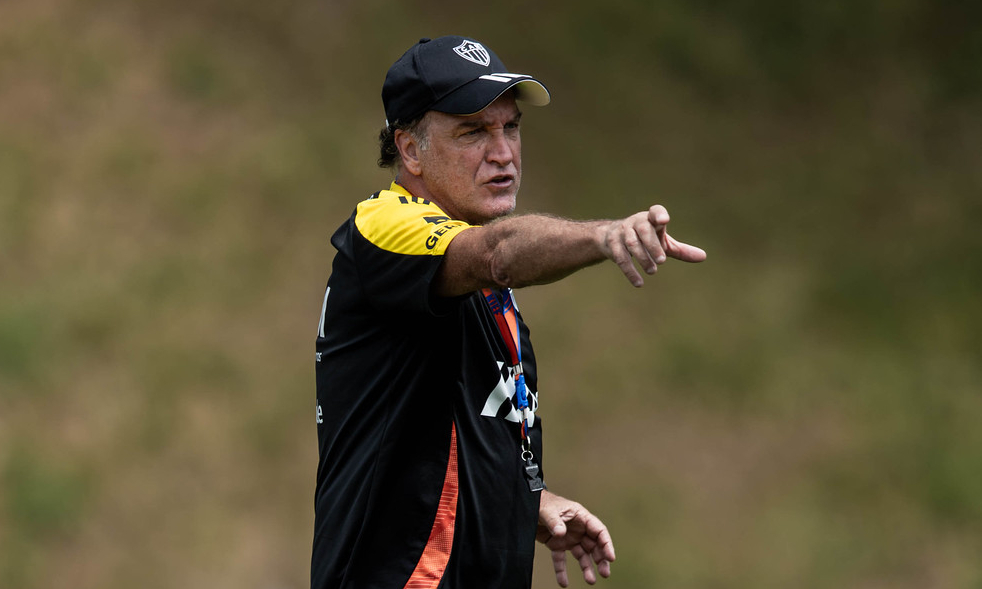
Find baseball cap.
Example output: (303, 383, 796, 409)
(382, 36, 551, 127)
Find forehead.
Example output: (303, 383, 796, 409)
(429, 94, 521, 130)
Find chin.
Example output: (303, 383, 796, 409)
(464, 187, 517, 224)
(484, 197, 517, 223)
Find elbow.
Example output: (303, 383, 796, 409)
(488, 250, 515, 289)
(482, 221, 534, 290)
(488, 246, 524, 290)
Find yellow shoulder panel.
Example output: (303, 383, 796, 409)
(354, 189, 473, 256)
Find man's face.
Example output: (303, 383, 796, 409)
(414, 95, 522, 225)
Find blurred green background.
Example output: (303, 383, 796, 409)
(2, 0, 981, 587)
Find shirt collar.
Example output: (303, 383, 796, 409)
(389, 181, 412, 197)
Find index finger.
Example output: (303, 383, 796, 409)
(584, 515, 616, 562)
(664, 234, 707, 263)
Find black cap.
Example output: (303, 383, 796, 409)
(382, 36, 550, 127)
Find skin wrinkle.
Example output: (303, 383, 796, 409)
(487, 227, 512, 288)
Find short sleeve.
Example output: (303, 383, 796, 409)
(348, 190, 473, 315)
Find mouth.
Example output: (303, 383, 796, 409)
(484, 173, 515, 190)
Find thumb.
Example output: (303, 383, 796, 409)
(539, 508, 568, 537)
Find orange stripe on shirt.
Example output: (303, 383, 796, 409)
(404, 423, 459, 589)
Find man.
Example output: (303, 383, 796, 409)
(313, 36, 706, 589)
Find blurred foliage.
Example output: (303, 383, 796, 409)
(1, 0, 981, 587)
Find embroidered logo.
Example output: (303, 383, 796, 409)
(453, 40, 491, 67)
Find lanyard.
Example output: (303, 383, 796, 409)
(481, 288, 531, 437)
(482, 289, 543, 493)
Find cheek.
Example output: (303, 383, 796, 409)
(422, 149, 457, 182)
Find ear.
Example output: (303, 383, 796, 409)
(394, 129, 423, 177)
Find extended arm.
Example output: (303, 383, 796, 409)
(434, 205, 706, 297)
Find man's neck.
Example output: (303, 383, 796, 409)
(394, 173, 456, 220)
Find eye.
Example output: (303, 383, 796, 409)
(456, 127, 482, 139)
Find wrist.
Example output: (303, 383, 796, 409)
(590, 219, 613, 254)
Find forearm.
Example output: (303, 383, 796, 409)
(486, 214, 609, 288)
(433, 213, 609, 297)
(434, 205, 704, 297)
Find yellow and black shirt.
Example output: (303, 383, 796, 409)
(313, 182, 543, 589)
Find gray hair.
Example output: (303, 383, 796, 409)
(377, 113, 430, 169)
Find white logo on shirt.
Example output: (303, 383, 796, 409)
(317, 286, 331, 338)
(481, 361, 538, 424)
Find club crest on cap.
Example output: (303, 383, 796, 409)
(453, 40, 491, 67)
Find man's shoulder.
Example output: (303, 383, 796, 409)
(353, 186, 470, 256)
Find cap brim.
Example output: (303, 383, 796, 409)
(431, 75, 551, 116)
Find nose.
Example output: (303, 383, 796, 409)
(485, 128, 515, 166)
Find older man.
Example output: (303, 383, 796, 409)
(312, 36, 706, 589)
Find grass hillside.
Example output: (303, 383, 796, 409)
(2, 1, 981, 587)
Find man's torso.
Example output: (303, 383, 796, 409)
(312, 184, 544, 589)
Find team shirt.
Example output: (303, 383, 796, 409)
(313, 182, 544, 589)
